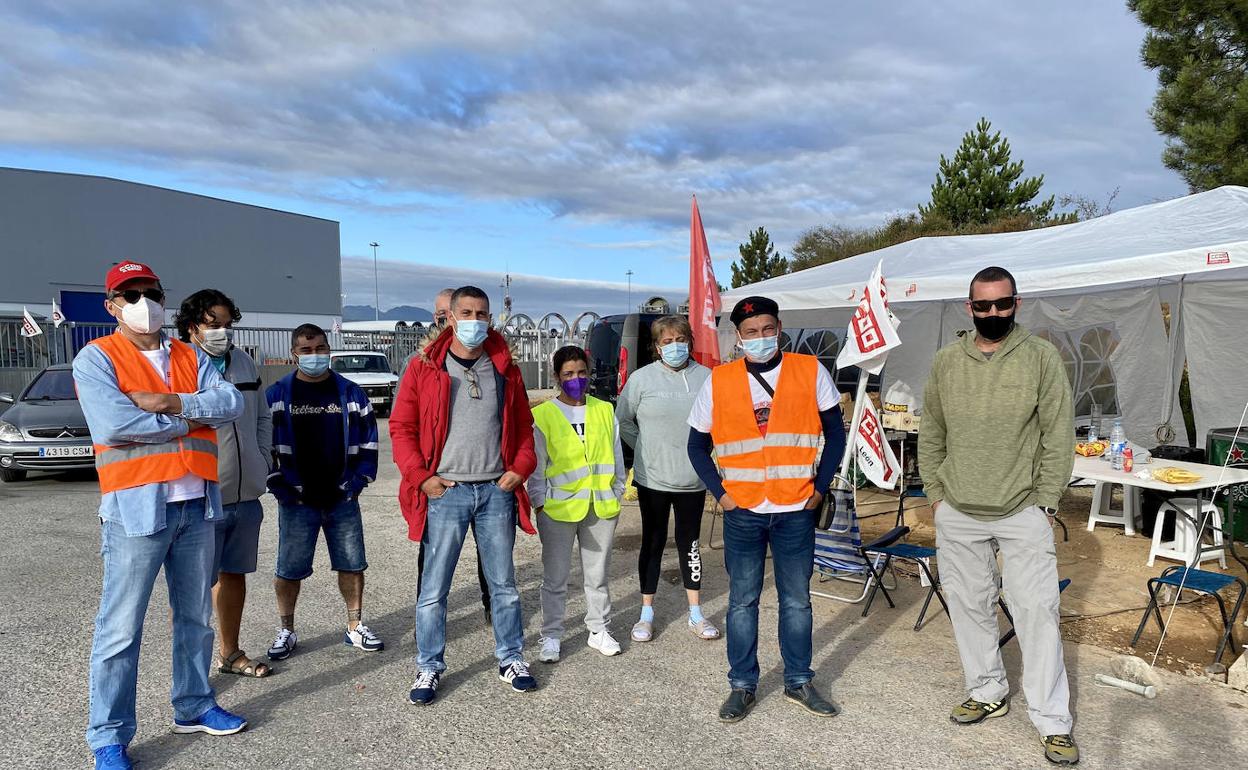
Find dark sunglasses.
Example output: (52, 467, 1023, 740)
(969, 295, 1017, 314)
(112, 288, 165, 305)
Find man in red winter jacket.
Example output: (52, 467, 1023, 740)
(390, 285, 538, 706)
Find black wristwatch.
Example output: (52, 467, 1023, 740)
(1040, 506, 1057, 516)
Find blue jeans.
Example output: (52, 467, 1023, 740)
(416, 481, 524, 673)
(722, 508, 817, 692)
(87, 499, 219, 750)
(276, 498, 368, 580)
(213, 499, 265, 576)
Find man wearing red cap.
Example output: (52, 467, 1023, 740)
(74, 262, 248, 770)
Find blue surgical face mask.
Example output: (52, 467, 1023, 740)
(739, 334, 779, 363)
(660, 342, 689, 368)
(297, 353, 331, 377)
(454, 319, 489, 349)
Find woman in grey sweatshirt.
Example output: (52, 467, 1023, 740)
(616, 315, 719, 643)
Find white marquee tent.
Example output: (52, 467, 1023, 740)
(720, 186, 1248, 448)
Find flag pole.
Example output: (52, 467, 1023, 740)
(836, 369, 870, 484)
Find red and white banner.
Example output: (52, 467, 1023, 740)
(854, 395, 901, 490)
(51, 298, 66, 328)
(688, 195, 722, 367)
(835, 260, 900, 375)
(20, 307, 43, 338)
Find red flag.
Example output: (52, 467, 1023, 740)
(688, 195, 722, 367)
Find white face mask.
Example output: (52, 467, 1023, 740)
(197, 327, 233, 357)
(116, 297, 165, 335)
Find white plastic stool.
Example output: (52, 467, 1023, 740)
(1147, 498, 1227, 568)
(1087, 482, 1141, 536)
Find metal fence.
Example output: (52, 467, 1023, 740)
(0, 312, 602, 392)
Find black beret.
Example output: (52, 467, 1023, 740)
(729, 296, 780, 328)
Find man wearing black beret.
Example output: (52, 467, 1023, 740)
(686, 296, 847, 723)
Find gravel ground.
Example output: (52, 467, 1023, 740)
(2, 421, 1245, 769)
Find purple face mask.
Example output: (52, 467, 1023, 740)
(561, 376, 589, 400)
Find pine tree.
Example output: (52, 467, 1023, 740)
(918, 117, 1055, 228)
(1130, 0, 1248, 191)
(730, 227, 788, 288)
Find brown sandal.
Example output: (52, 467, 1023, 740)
(218, 649, 272, 678)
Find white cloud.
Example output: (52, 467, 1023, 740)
(0, 1, 1188, 254)
(341, 256, 682, 319)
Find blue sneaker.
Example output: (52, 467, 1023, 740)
(93, 745, 133, 770)
(499, 660, 537, 692)
(407, 670, 440, 705)
(173, 705, 248, 736)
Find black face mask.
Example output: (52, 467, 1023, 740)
(972, 313, 1015, 341)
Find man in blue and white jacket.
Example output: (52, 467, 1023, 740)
(264, 323, 383, 663)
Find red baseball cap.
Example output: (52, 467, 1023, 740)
(105, 261, 161, 292)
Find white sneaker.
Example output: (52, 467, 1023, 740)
(588, 629, 622, 656)
(539, 637, 561, 663)
(344, 622, 384, 652)
(267, 627, 297, 661)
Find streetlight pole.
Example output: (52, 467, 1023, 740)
(625, 270, 634, 312)
(369, 242, 380, 321)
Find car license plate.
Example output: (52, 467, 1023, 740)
(369, 396, 387, 404)
(38, 445, 94, 458)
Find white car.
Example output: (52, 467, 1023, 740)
(330, 351, 399, 417)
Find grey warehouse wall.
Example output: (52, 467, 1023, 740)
(0, 167, 340, 316)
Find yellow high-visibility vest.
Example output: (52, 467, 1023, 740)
(532, 396, 621, 522)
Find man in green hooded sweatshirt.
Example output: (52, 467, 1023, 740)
(918, 266, 1078, 766)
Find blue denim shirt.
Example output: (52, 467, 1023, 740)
(72, 331, 245, 536)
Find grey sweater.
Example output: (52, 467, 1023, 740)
(616, 360, 710, 493)
(217, 347, 273, 505)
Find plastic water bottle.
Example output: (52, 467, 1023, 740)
(1109, 420, 1126, 471)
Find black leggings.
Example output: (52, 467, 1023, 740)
(636, 485, 707, 594)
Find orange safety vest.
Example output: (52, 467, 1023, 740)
(90, 332, 219, 494)
(709, 353, 821, 509)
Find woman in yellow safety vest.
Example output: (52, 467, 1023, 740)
(527, 345, 627, 663)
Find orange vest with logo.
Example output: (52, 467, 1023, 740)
(709, 353, 821, 509)
(90, 332, 219, 493)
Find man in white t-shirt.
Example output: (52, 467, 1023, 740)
(686, 295, 846, 724)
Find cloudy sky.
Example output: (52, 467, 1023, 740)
(0, 1, 1187, 317)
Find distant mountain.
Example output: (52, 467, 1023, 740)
(342, 304, 433, 322)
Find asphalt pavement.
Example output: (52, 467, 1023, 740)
(2, 422, 1245, 769)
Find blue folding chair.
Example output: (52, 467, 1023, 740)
(860, 525, 949, 630)
(1131, 566, 1246, 665)
(812, 485, 888, 603)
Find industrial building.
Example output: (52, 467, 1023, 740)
(0, 167, 341, 329)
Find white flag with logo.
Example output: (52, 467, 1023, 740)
(331, 317, 342, 333)
(20, 307, 43, 338)
(854, 394, 901, 490)
(835, 260, 901, 376)
(51, 298, 66, 328)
